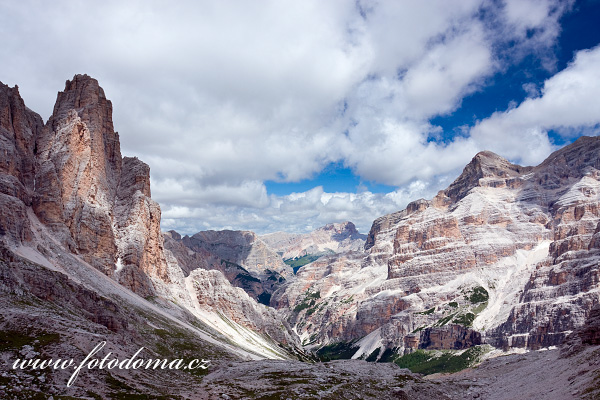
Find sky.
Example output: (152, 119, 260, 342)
(1, 0, 600, 235)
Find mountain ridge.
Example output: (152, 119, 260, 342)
(261, 221, 367, 260)
(280, 135, 599, 356)
(0, 75, 308, 397)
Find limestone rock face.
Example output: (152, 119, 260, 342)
(380, 137, 598, 351)
(262, 221, 367, 260)
(156, 236, 302, 352)
(563, 303, 600, 352)
(187, 230, 292, 277)
(271, 251, 381, 346)
(0, 76, 172, 297)
(164, 229, 293, 302)
(489, 138, 600, 349)
(0, 75, 303, 361)
(385, 151, 548, 282)
(581, 304, 600, 345)
(2, 76, 159, 294)
(18, 75, 168, 296)
(188, 268, 299, 346)
(418, 325, 482, 350)
(34, 75, 122, 274)
(113, 157, 168, 297)
(0, 83, 44, 244)
(279, 136, 600, 357)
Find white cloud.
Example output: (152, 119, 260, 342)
(161, 180, 440, 235)
(0, 0, 589, 234)
(152, 177, 269, 208)
(401, 24, 493, 118)
(470, 45, 600, 165)
(522, 82, 540, 98)
(502, 0, 570, 45)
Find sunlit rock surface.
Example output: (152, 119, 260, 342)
(279, 137, 599, 356)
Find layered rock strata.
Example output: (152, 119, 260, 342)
(278, 137, 600, 356)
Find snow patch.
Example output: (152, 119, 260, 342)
(115, 257, 123, 273)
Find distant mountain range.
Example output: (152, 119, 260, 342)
(261, 221, 367, 260)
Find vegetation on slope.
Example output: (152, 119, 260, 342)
(284, 254, 322, 274)
(392, 346, 487, 375)
(316, 341, 359, 361)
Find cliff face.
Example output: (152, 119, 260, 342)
(34, 75, 123, 274)
(182, 230, 293, 279)
(164, 229, 293, 303)
(111, 156, 169, 296)
(0, 75, 302, 360)
(384, 150, 546, 282)
(279, 136, 599, 356)
(159, 230, 302, 348)
(0, 83, 44, 244)
(24, 75, 167, 296)
(177, 266, 299, 347)
(489, 137, 600, 348)
(377, 137, 599, 351)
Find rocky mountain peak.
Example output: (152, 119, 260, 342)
(534, 136, 600, 191)
(1, 74, 168, 296)
(437, 150, 529, 205)
(163, 228, 293, 304)
(0, 81, 43, 187)
(184, 229, 291, 277)
(538, 135, 600, 169)
(32, 75, 122, 273)
(352, 136, 600, 356)
(165, 229, 182, 240)
(261, 222, 367, 261)
(47, 74, 122, 183)
(458, 149, 524, 180)
(0, 81, 22, 114)
(52, 74, 109, 119)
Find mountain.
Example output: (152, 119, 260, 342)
(261, 221, 367, 260)
(162, 222, 367, 306)
(434, 302, 600, 400)
(275, 137, 599, 358)
(0, 75, 304, 398)
(163, 229, 292, 304)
